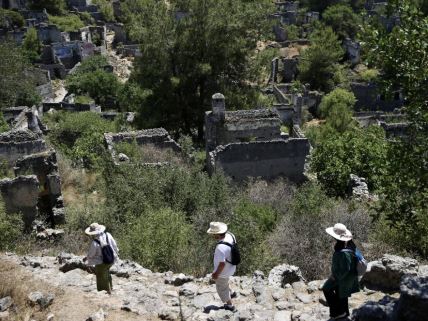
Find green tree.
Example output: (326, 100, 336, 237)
(319, 88, 356, 133)
(29, 0, 66, 15)
(93, 0, 115, 22)
(363, 0, 428, 255)
(311, 126, 388, 196)
(322, 4, 362, 40)
(123, 0, 274, 139)
(66, 56, 122, 107)
(22, 27, 42, 62)
(302, 0, 364, 12)
(0, 42, 41, 109)
(298, 26, 344, 92)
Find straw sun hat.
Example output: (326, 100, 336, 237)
(325, 223, 353, 242)
(207, 222, 228, 234)
(85, 222, 106, 236)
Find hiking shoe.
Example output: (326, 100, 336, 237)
(231, 291, 238, 298)
(224, 304, 237, 312)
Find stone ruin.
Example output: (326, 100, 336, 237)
(0, 128, 65, 230)
(104, 128, 182, 165)
(354, 111, 409, 139)
(205, 93, 310, 182)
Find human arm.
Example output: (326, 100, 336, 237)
(212, 262, 225, 279)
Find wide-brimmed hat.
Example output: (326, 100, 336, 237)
(207, 222, 228, 234)
(85, 223, 106, 236)
(325, 223, 353, 241)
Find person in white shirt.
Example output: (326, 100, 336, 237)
(207, 221, 237, 312)
(83, 223, 119, 294)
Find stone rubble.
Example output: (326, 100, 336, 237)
(3, 253, 426, 321)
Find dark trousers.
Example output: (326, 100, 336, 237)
(323, 287, 349, 318)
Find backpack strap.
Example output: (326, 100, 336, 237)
(217, 241, 233, 248)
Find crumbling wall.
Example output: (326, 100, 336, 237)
(0, 130, 47, 164)
(14, 150, 65, 225)
(104, 128, 181, 164)
(208, 139, 310, 182)
(0, 175, 39, 228)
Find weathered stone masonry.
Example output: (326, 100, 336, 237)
(205, 93, 310, 182)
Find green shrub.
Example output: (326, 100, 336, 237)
(230, 201, 280, 274)
(93, 0, 115, 22)
(310, 126, 388, 196)
(0, 200, 24, 251)
(118, 207, 193, 272)
(48, 14, 85, 32)
(0, 8, 25, 28)
(22, 27, 42, 62)
(359, 68, 380, 83)
(45, 111, 115, 168)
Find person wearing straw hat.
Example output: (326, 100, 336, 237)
(322, 223, 360, 319)
(207, 222, 237, 312)
(83, 223, 119, 294)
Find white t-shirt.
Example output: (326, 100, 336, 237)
(213, 233, 237, 278)
(87, 232, 119, 266)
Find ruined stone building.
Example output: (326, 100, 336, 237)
(0, 108, 65, 229)
(205, 93, 310, 182)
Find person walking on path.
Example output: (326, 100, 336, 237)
(207, 222, 237, 312)
(322, 223, 360, 319)
(83, 223, 119, 294)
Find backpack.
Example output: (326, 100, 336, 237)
(341, 248, 368, 276)
(217, 233, 241, 266)
(94, 233, 115, 264)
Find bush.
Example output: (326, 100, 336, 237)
(48, 14, 85, 32)
(45, 111, 115, 168)
(359, 68, 379, 83)
(22, 27, 42, 62)
(269, 182, 373, 280)
(322, 4, 362, 40)
(119, 208, 193, 272)
(93, 0, 115, 22)
(310, 126, 388, 196)
(0, 200, 24, 251)
(0, 8, 25, 28)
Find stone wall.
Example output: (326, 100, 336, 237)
(0, 130, 47, 164)
(208, 139, 310, 182)
(104, 128, 181, 164)
(42, 102, 101, 113)
(205, 109, 282, 152)
(0, 175, 39, 228)
(351, 82, 404, 111)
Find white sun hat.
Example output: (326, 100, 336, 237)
(325, 223, 353, 242)
(207, 222, 228, 234)
(85, 222, 106, 236)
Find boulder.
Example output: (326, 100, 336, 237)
(395, 275, 428, 321)
(165, 273, 194, 286)
(27, 292, 55, 309)
(351, 296, 397, 321)
(362, 254, 419, 291)
(268, 264, 305, 288)
(0, 311, 9, 320)
(0, 297, 13, 312)
(86, 309, 106, 321)
(57, 252, 91, 273)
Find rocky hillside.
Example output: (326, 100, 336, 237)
(0, 253, 426, 321)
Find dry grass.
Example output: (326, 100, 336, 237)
(0, 259, 60, 321)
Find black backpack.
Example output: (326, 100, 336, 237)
(218, 233, 241, 265)
(94, 233, 115, 264)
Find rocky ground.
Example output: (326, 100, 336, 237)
(1, 253, 425, 321)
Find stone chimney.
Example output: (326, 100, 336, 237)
(212, 93, 225, 120)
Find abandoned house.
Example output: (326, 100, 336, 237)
(205, 93, 310, 182)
